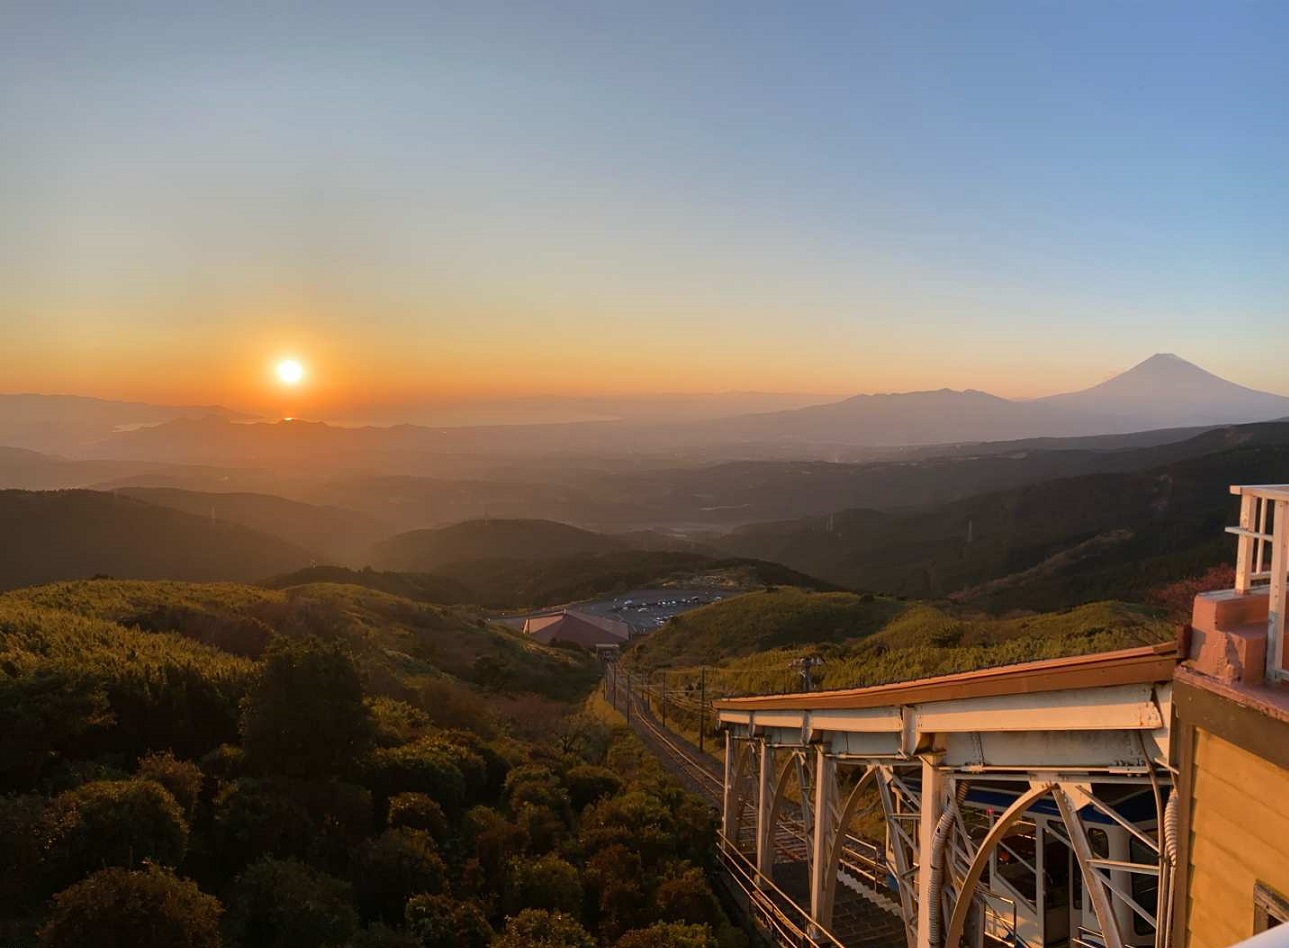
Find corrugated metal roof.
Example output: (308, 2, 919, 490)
(713, 641, 1178, 712)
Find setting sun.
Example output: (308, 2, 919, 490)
(276, 359, 305, 386)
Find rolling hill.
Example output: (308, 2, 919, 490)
(714, 428, 1289, 611)
(116, 487, 386, 564)
(369, 518, 627, 572)
(625, 589, 1172, 696)
(0, 490, 315, 591)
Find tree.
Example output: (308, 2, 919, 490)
(38, 864, 221, 948)
(352, 828, 447, 922)
(386, 792, 447, 841)
(654, 864, 721, 927)
(404, 893, 494, 948)
(364, 739, 467, 813)
(505, 853, 583, 915)
(224, 857, 359, 948)
(585, 844, 649, 940)
(240, 637, 374, 778)
(494, 908, 596, 948)
(563, 764, 623, 811)
(211, 778, 315, 878)
(41, 780, 188, 889)
(137, 751, 203, 818)
(616, 922, 719, 948)
(0, 666, 110, 791)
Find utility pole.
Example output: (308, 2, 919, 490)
(625, 671, 631, 723)
(790, 656, 825, 692)
(661, 671, 667, 729)
(609, 663, 616, 711)
(698, 667, 707, 753)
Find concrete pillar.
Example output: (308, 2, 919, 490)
(755, 740, 775, 885)
(810, 744, 837, 937)
(916, 757, 947, 948)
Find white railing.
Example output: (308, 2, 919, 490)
(1227, 485, 1289, 682)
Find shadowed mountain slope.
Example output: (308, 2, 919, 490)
(0, 490, 314, 591)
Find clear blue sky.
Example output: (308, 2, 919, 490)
(2, 1, 1286, 411)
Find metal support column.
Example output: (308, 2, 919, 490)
(917, 757, 947, 948)
(755, 739, 775, 886)
(721, 731, 736, 852)
(810, 744, 837, 939)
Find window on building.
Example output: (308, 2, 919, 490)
(1254, 882, 1289, 934)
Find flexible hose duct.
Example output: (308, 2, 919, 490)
(1163, 790, 1179, 867)
(928, 780, 971, 948)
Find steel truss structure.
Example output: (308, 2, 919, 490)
(715, 648, 1177, 948)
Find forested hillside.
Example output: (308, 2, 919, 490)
(715, 435, 1289, 611)
(371, 519, 627, 572)
(117, 488, 387, 564)
(625, 588, 1173, 696)
(0, 491, 313, 592)
(0, 578, 746, 947)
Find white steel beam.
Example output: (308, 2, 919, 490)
(755, 740, 775, 885)
(810, 744, 837, 939)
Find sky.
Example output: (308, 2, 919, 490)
(2, 1, 1287, 418)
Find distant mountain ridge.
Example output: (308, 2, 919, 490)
(1035, 353, 1289, 427)
(0, 393, 248, 454)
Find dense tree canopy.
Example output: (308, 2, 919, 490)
(0, 579, 744, 947)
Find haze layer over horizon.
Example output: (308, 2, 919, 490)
(3, 2, 1287, 417)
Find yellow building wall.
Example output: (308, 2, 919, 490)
(1186, 729, 1289, 948)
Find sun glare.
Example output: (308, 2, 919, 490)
(276, 359, 305, 386)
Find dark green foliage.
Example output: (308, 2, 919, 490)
(0, 794, 45, 909)
(263, 566, 473, 607)
(616, 922, 720, 948)
(494, 908, 596, 948)
(585, 843, 649, 939)
(350, 923, 423, 947)
(386, 793, 447, 840)
(505, 765, 572, 815)
(0, 600, 253, 775)
(364, 739, 467, 813)
(240, 637, 375, 779)
(562, 764, 624, 811)
(128, 603, 273, 657)
(41, 780, 188, 889)
(369, 698, 434, 748)
(136, 751, 202, 818)
(200, 743, 245, 785)
(506, 853, 584, 914)
(460, 805, 527, 894)
(210, 777, 372, 880)
(224, 857, 359, 948)
(352, 828, 447, 923)
(630, 587, 904, 667)
(212, 778, 316, 873)
(654, 864, 721, 927)
(1, 577, 745, 944)
(404, 893, 494, 948)
(579, 790, 689, 867)
(0, 665, 110, 791)
(37, 865, 222, 948)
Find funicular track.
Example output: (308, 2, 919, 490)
(612, 674, 905, 948)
